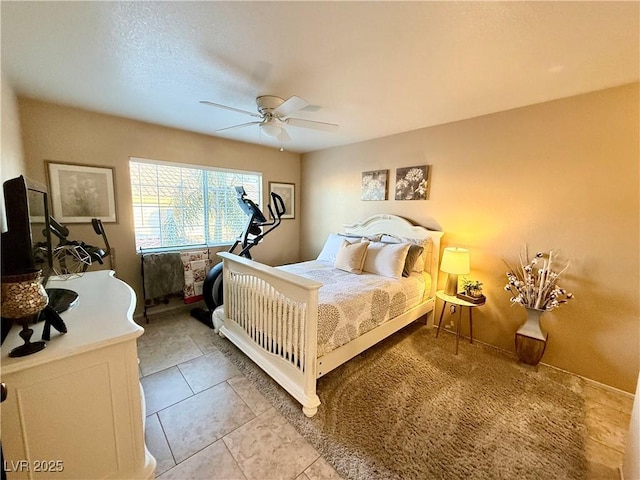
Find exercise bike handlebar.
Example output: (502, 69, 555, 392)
(265, 191, 286, 224)
(39, 215, 112, 271)
(92, 218, 111, 259)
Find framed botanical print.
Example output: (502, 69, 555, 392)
(361, 170, 388, 201)
(395, 165, 431, 200)
(47, 161, 117, 223)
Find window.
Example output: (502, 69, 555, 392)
(129, 158, 262, 251)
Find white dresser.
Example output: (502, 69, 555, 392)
(1, 271, 156, 480)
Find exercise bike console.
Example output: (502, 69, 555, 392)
(235, 186, 268, 225)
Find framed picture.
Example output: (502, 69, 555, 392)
(395, 165, 431, 200)
(361, 169, 388, 201)
(269, 182, 295, 219)
(47, 161, 117, 223)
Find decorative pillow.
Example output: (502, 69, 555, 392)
(362, 241, 411, 279)
(402, 244, 424, 277)
(317, 233, 359, 263)
(412, 238, 432, 272)
(334, 239, 369, 274)
(412, 253, 425, 273)
(381, 235, 432, 273)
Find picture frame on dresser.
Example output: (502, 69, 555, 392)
(46, 161, 117, 223)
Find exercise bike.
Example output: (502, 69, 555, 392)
(30, 216, 113, 341)
(46, 216, 112, 276)
(190, 186, 286, 328)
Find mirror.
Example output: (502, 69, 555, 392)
(26, 183, 78, 314)
(27, 183, 54, 284)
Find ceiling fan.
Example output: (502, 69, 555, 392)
(200, 95, 338, 143)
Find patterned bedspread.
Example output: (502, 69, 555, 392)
(278, 260, 431, 356)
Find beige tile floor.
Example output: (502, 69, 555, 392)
(139, 307, 633, 480)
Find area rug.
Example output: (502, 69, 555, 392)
(210, 322, 588, 480)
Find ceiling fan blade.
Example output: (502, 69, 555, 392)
(273, 96, 309, 117)
(200, 100, 261, 118)
(277, 127, 291, 143)
(285, 117, 339, 132)
(215, 121, 262, 133)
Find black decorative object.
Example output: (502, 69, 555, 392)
(40, 306, 67, 341)
(45, 288, 79, 314)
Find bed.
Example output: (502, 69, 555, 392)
(215, 214, 443, 417)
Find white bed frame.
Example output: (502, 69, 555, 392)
(217, 214, 443, 417)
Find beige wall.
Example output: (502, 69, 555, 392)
(11, 85, 640, 392)
(1, 75, 27, 230)
(18, 98, 301, 315)
(301, 83, 640, 393)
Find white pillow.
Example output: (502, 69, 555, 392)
(362, 242, 411, 279)
(334, 239, 369, 274)
(317, 233, 359, 263)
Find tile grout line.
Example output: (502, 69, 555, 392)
(155, 412, 178, 469)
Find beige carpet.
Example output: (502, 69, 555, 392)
(211, 321, 588, 480)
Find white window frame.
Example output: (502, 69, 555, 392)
(129, 157, 262, 252)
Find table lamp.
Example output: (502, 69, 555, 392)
(440, 247, 470, 296)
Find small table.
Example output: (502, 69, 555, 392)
(435, 290, 486, 355)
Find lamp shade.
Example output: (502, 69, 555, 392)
(260, 120, 282, 139)
(440, 247, 470, 274)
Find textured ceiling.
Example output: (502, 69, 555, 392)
(2, 1, 638, 153)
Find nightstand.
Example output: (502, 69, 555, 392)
(435, 290, 486, 355)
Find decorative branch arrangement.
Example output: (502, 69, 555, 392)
(504, 248, 574, 311)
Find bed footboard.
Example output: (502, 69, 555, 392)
(218, 252, 323, 417)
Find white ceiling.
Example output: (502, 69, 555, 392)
(2, 1, 638, 154)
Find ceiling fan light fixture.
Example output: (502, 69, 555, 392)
(260, 122, 282, 139)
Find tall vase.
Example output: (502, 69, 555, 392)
(1, 269, 48, 357)
(515, 307, 548, 366)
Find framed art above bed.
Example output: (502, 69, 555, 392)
(395, 165, 431, 200)
(361, 169, 388, 201)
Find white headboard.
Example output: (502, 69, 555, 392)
(343, 214, 444, 296)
